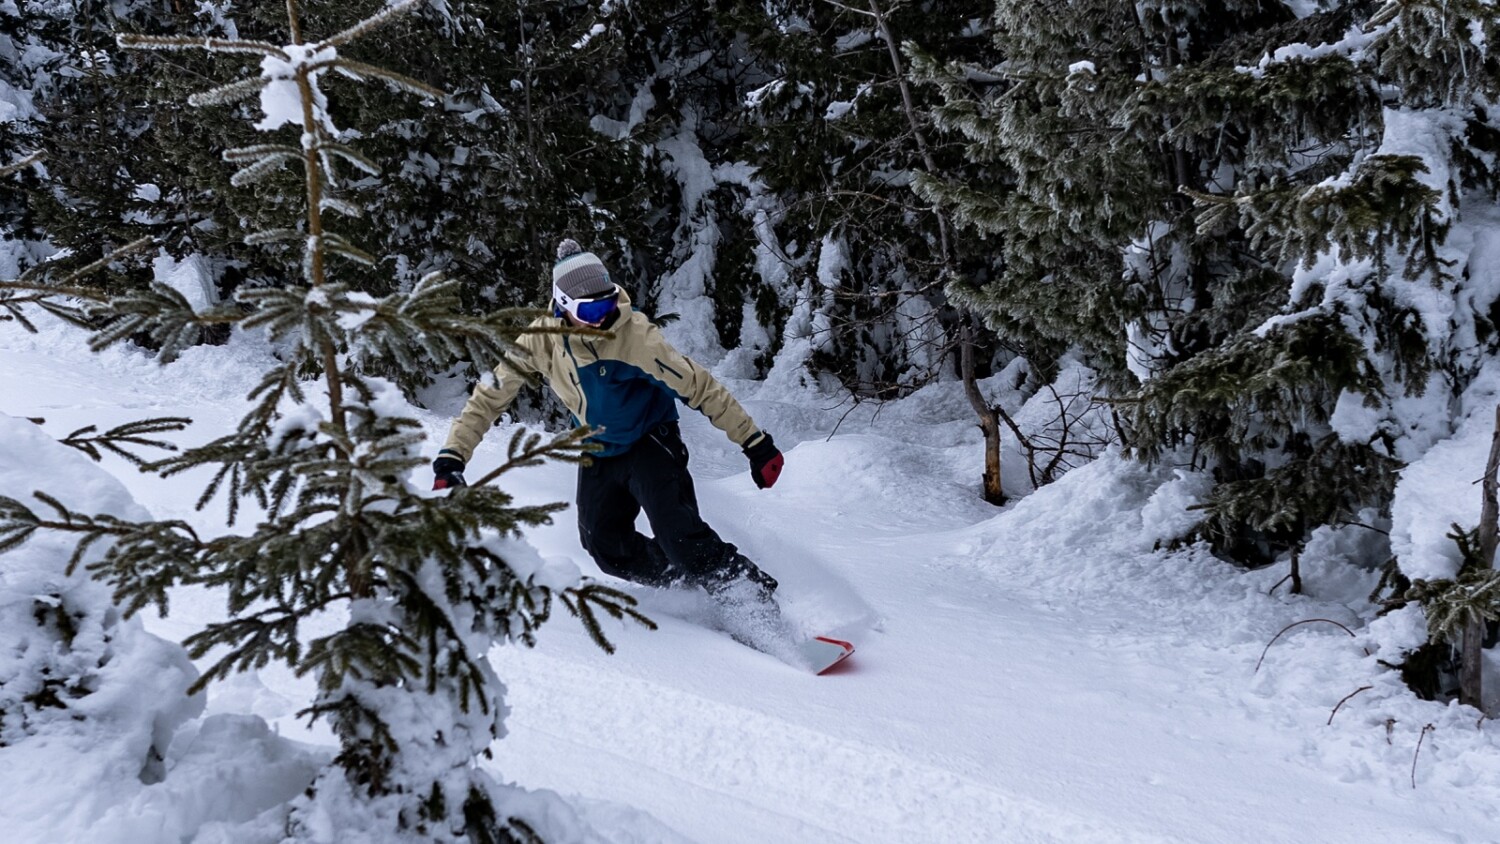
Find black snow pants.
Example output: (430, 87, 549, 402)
(576, 421, 761, 592)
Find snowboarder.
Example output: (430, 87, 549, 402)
(433, 239, 786, 608)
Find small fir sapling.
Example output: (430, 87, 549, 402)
(0, 0, 653, 839)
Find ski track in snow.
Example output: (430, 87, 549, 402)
(495, 650, 1179, 844)
(5, 322, 1500, 843)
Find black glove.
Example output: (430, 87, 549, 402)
(432, 454, 467, 491)
(743, 433, 783, 490)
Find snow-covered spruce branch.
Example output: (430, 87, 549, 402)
(0, 238, 244, 356)
(234, 286, 340, 348)
(187, 76, 265, 108)
(1188, 154, 1450, 281)
(322, 233, 377, 266)
(4, 234, 155, 293)
(384, 565, 502, 693)
(227, 147, 302, 187)
(85, 282, 244, 362)
(140, 361, 310, 497)
(470, 426, 601, 488)
(243, 228, 302, 246)
(318, 196, 362, 219)
(486, 556, 559, 649)
(224, 141, 381, 196)
(0, 492, 207, 615)
(148, 427, 291, 525)
(223, 143, 304, 165)
(116, 33, 287, 58)
(0, 151, 44, 178)
(0, 288, 92, 333)
(313, 140, 381, 177)
(318, 0, 427, 49)
(233, 280, 531, 378)
(330, 274, 556, 382)
(297, 621, 425, 690)
(181, 602, 330, 695)
(54, 417, 191, 468)
(331, 58, 444, 101)
(561, 583, 659, 656)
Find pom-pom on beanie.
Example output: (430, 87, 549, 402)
(552, 239, 614, 305)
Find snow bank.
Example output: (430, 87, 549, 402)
(935, 444, 1500, 811)
(0, 412, 322, 842)
(13, 306, 1500, 839)
(1390, 368, 1500, 582)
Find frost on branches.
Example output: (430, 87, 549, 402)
(0, 2, 652, 840)
(915, 0, 1500, 701)
(1214, 4, 1500, 693)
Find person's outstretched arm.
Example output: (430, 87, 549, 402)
(433, 342, 540, 488)
(624, 314, 784, 488)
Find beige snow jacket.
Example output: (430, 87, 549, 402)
(441, 290, 763, 461)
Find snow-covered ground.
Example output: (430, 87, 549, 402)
(4, 317, 1500, 843)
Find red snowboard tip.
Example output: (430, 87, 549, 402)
(810, 636, 855, 674)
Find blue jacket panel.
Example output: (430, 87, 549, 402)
(564, 336, 680, 457)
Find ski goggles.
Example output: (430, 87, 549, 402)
(558, 286, 620, 325)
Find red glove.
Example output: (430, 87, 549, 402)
(743, 433, 783, 489)
(432, 454, 467, 491)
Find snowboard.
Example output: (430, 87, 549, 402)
(797, 635, 856, 675)
(616, 579, 857, 674)
(711, 601, 856, 674)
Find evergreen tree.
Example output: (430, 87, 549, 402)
(13, 0, 197, 287)
(1178, 1, 1500, 697)
(914, 2, 1499, 571)
(729, 0, 997, 391)
(218, 0, 649, 306)
(0, 2, 651, 838)
(1131, 0, 1500, 573)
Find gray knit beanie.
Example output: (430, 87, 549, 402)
(552, 239, 614, 304)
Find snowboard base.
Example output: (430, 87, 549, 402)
(797, 635, 855, 675)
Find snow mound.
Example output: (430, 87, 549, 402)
(0, 412, 321, 842)
(1390, 367, 1500, 582)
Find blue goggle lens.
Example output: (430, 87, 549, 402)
(572, 293, 619, 324)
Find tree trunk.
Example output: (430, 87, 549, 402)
(961, 320, 1005, 505)
(1461, 404, 1500, 711)
(867, 0, 951, 265)
(867, 0, 1004, 503)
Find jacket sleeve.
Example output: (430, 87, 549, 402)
(629, 314, 764, 448)
(441, 339, 541, 462)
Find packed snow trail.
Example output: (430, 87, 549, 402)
(490, 419, 1499, 844)
(5, 324, 1500, 843)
